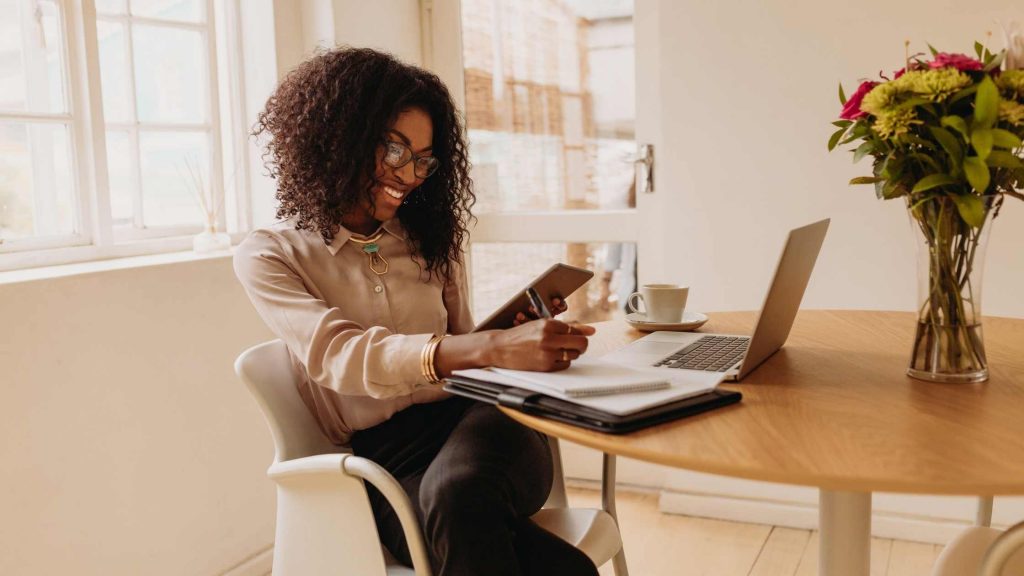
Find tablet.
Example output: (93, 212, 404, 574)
(472, 263, 594, 332)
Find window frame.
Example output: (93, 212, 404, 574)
(0, 0, 248, 272)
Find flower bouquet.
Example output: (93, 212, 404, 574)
(829, 38, 1024, 382)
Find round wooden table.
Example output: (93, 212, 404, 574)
(500, 310, 1024, 576)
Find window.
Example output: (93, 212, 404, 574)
(0, 0, 244, 269)
(0, 0, 78, 250)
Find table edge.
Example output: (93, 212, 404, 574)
(500, 407, 1024, 496)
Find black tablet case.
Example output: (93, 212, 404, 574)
(443, 376, 742, 434)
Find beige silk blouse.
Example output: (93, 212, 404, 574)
(233, 218, 475, 445)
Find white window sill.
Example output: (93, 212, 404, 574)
(0, 233, 247, 285)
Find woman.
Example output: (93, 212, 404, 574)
(234, 47, 599, 576)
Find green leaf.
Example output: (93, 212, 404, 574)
(929, 126, 963, 164)
(971, 128, 994, 160)
(900, 134, 937, 150)
(910, 193, 939, 211)
(828, 127, 847, 151)
(875, 152, 893, 178)
(881, 180, 908, 200)
(846, 122, 869, 139)
(963, 156, 991, 192)
(832, 120, 853, 128)
(986, 150, 1024, 169)
(911, 173, 957, 194)
(950, 84, 979, 105)
(895, 97, 930, 112)
(918, 103, 940, 118)
(992, 128, 1023, 150)
(984, 51, 1006, 72)
(906, 153, 943, 173)
(838, 134, 859, 146)
(973, 76, 1000, 129)
(839, 83, 847, 105)
(852, 141, 874, 163)
(928, 43, 939, 57)
(940, 116, 970, 139)
(975, 41, 985, 58)
(949, 193, 986, 227)
(849, 176, 886, 185)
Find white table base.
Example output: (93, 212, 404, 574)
(820, 490, 872, 576)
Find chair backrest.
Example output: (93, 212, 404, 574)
(235, 340, 346, 463)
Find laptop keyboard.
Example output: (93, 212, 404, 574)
(654, 336, 750, 372)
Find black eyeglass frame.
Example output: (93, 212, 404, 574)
(381, 140, 439, 179)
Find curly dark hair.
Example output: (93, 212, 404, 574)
(252, 47, 475, 283)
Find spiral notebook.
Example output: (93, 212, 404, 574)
(453, 358, 670, 398)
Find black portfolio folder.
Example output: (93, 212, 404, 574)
(443, 376, 742, 434)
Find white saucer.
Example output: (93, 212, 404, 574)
(625, 311, 708, 332)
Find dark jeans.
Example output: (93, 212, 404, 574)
(351, 397, 599, 576)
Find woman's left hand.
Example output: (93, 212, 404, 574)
(513, 297, 568, 326)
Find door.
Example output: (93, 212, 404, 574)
(425, 0, 654, 327)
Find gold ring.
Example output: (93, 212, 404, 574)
(562, 349, 569, 362)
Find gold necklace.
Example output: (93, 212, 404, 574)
(348, 229, 389, 275)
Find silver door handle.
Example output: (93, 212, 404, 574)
(634, 144, 654, 194)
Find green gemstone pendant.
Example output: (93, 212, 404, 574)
(363, 244, 388, 275)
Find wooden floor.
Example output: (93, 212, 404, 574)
(566, 487, 942, 576)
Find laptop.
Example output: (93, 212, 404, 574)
(601, 218, 830, 382)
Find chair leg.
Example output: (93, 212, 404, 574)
(602, 454, 629, 576)
(977, 496, 994, 527)
(545, 435, 569, 509)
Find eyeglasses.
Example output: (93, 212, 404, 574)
(382, 141, 439, 179)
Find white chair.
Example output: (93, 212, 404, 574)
(235, 339, 629, 576)
(932, 498, 1024, 576)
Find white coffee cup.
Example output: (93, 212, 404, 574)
(626, 284, 689, 323)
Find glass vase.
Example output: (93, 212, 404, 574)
(907, 196, 994, 383)
(193, 226, 231, 253)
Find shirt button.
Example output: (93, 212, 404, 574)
(374, 285, 383, 293)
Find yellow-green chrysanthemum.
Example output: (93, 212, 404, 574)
(999, 100, 1024, 126)
(860, 81, 904, 116)
(872, 107, 921, 138)
(893, 68, 972, 102)
(996, 70, 1024, 99)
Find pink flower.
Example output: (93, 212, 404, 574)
(840, 81, 878, 120)
(929, 53, 984, 71)
(893, 67, 906, 79)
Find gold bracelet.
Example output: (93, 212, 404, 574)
(421, 334, 447, 384)
(428, 334, 446, 384)
(420, 336, 434, 383)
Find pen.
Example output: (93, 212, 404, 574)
(525, 287, 552, 319)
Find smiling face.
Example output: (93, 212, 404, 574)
(342, 107, 434, 235)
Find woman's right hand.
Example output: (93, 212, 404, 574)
(488, 319, 596, 372)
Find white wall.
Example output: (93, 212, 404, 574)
(0, 256, 276, 575)
(636, 0, 1024, 319)
(332, 0, 423, 66)
(628, 0, 1024, 542)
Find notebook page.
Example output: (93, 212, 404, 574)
(463, 359, 669, 397)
